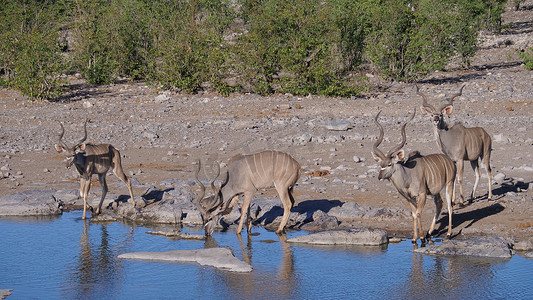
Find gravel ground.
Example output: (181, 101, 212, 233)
(1, 2, 532, 241)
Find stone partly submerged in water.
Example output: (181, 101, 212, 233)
(118, 247, 253, 272)
(287, 227, 389, 246)
(0, 289, 12, 299)
(414, 236, 513, 258)
(0, 190, 62, 216)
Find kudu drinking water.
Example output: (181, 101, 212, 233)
(371, 110, 456, 243)
(418, 85, 493, 204)
(193, 150, 300, 236)
(54, 120, 137, 219)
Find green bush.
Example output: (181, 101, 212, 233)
(363, 0, 507, 81)
(0, 0, 510, 99)
(147, 0, 235, 93)
(71, 0, 152, 84)
(232, 0, 365, 96)
(519, 48, 533, 70)
(0, 1, 68, 100)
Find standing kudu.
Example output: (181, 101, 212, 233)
(193, 150, 301, 236)
(54, 120, 137, 219)
(371, 110, 456, 243)
(418, 85, 493, 205)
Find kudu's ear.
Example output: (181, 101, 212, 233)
(77, 143, 87, 152)
(371, 151, 382, 162)
(54, 144, 65, 153)
(420, 105, 431, 115)
(394, 149, 406, 162)
(442, 105, 453, 116)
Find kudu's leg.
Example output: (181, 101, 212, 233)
(95, 174, 108, 215)
(112, 161, 136, 207)
(483, 151, 493, 200)
(470, 159, 480, 202)
(276, 185, 293, 234)
(237, 191, 254, 235)
(81, 177, 92, 219)
(416, 193, 427, 243)
(79, 178, 85, 199)
(456, 159, 465, 205)
(427, 194, 442, 238)
(407, 201, 418, 243)
(445, 181, 454, 238)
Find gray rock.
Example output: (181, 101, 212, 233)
(414, 236, 513, 258)
(143, 131, 159, 139)
(353, 155, 364, 163)
(512, 239, 533, 251)
(322, 119, 352, 131)
(287, 227, 389, 246)
(0, 289, 12, 299)
(493, 172, 506, 183)
(118, 247, 252, 272)
(0, 190, 62, 216)
(300, 210, 340, 231)
(524, 252, 533, 259)
(328, 201, 365, 220)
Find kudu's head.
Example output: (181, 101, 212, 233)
(193, 161, 227, 236)
(371, 110, 416, 181)
(54, 119, 88, 169)
(418, 84, 465, 130)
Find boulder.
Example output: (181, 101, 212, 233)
(118, 247, 252, 272)
(512, 239, 533, 251)
(414, 236, 513, 258)
(300, 210, 340, 231)
(0, 289, 12, 299)
(322, 119, 352, 131)
(287, 227, 389, 246)
(0, 190, 62, 216)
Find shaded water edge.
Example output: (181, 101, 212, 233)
(1, 211, 533, 299)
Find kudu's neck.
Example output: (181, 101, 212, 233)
(390, 163, 411, 192)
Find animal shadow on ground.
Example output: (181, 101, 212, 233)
(488, 179, 531, 200)
(433, 203, 505, 239)
(254, 199, 343, 229)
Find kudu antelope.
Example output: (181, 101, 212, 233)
(418, 85, 493, 204)
(371, 110, 456, 243)
(193, 150, 301, 236)
(54, 120, 137, 219)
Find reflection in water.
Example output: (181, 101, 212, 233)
(63, 220, 124, 299)
(209, 233, 300, 299)
(397, 243, 511, 299)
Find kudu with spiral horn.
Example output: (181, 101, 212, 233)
(418, 84, 493, 205)
(54, 119, 137, 219)
(193, 150, 300, 236)
(371, 110, 456, 243)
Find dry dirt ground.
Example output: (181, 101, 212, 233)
(1, 2, 532, 242)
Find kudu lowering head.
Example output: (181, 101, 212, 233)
(193, 160, 226, 236)
(54, 119, 89, 168)
(371, 110, 416, 181)
(418, 84, 465, 129)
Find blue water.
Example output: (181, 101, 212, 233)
(1, 211, 532, 299)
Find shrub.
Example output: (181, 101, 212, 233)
(519, 48, 533, 70)
(147, 0, 235, 93)
(232, 0, 365, 96)
(0, 1, 68, 100)
(71, 0, 152, 84)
